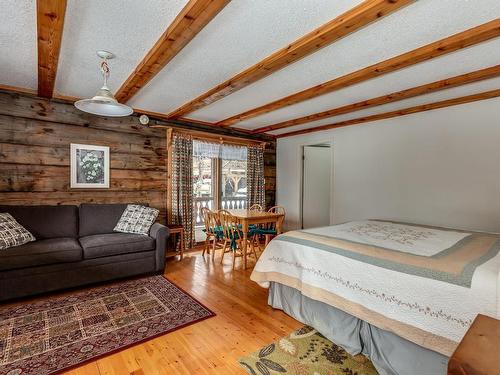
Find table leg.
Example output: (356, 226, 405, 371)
(242, 220, 249, 270)
(180, 229, 184, 260)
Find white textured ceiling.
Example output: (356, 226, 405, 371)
(128, 0, 364, 113)
(189, 0, 500, 125)
(237, 39, 500, 130)
(0, 1, 37, 90)
(267, 75, 500, 135)
(55, 0, 188, 98)
(1, 0, 499, 137)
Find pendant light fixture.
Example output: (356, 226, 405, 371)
(74, 51, 133, 117)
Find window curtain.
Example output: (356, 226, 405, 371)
(193, 140, 247, 161)
(221, 143, 247, 161)
(171, 133, 194, 248)
(246, 144, 265, 208)
(193, 140, 220, 159)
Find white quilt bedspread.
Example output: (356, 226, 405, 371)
(251, 220, 500, 356)
(307, 220, 471, 256)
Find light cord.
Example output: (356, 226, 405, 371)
(100, 59, 110, 87)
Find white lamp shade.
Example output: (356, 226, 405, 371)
(74, 86, 133, 117)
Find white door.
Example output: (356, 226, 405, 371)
(302, 145, 332, 229)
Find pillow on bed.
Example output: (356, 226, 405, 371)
(113, 205, 159, 235)
(0, 213, 36, 250)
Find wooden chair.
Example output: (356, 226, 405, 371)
(218, 210, 258, 269)
(201, 207, 222, 259)
(249, 204, 263, 211)
(253, 205, 286, 250)
(201, 207, 211, 257)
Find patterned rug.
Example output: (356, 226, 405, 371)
(239, 326, 378, 375)
(0, 276, 215, 375)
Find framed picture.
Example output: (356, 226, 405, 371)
(70, 143, 110, 188)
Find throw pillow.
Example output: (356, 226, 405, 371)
(0, 213, 36, 250)
(114, 205, 159, 235)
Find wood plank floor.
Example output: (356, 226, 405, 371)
(65, 251, 302, 375)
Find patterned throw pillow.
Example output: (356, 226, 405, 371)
(0, 213, 36, 250)
(114, 205, 159, 235)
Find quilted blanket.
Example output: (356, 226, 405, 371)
(251, 220, 500, 356)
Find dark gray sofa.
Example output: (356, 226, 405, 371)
(0, 203, 169, 301)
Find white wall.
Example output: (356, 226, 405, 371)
(277, 97, 500, 233)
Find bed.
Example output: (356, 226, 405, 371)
(251, 220, 500, 375)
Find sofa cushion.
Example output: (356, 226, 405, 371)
(79, 233, 155, 259)
(79, 203, 139, 236)
(0, 213, 36, 250)
(114, 205, 159, 235)
(0, 205, 78, 239)
(0, 238, 82, 271)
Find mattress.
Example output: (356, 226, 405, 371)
(251, 220, 500, 356)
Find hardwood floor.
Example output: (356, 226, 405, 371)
(65, 251, 302, 375)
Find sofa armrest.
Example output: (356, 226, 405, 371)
(149, 223, 170, 272)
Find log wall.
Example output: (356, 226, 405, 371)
(0, 90, 276, 223)
(0, 91, 167, 221)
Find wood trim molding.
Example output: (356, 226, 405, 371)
(0, 84, 37, 96)
(37, 0, 67, 98)
(277, 89, 500, 138)
(253, 65, 500, 133)
(131, 108, 274, 142)
(166, 128, 173, 225)
(155, 126, 267, 147)
(218, 19, 500, 127)
(114, 0, 229, 103)
(165, 0, 415, 118)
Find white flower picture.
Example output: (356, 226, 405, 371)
(70, 144, 110, 188)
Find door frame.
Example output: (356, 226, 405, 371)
(299, 139, 334, 229)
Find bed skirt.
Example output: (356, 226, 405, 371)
(268, 282, 449, 375)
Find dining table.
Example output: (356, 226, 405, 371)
(227, 209, 285, 269)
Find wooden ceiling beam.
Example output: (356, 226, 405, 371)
(219, 19, 500, 127)
(277, 88, 500, 138)
(165, 0, 415, 118)
(253, 65, 500, 133)
(114, 0, 230, 103)
(37, 0, 67, 98)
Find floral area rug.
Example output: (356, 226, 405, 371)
(239, 326, 378, 375)
(0, 276, 215, 375)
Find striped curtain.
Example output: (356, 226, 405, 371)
(247, 144, 265, 209)
(171, 133, 194, 248)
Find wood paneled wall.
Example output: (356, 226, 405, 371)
(0, 91, 168, 221)
(264, 142, 276, 209)
(0, 90, 277, 222)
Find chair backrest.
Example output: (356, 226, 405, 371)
(208, 210, 220, 233)
(200, 207, 211, 232)
(202, 208, 221, 236)
(249, 204, 263, 211)
(218, 210, 241, 240)
(268, 205, 286, 215)
(268, 205, 286, 228)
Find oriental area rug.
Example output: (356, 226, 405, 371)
(239, 326, 378, 375)
(0, 276, 215, 375)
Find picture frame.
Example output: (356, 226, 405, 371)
(70, 143, 110, 188)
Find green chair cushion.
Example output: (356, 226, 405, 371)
(252, 228, 277, 236)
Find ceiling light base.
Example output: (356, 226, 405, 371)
(96, 50, 114, 60)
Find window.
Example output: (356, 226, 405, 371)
(221, 158, 247, 207)
(192, 141, 247, 242)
